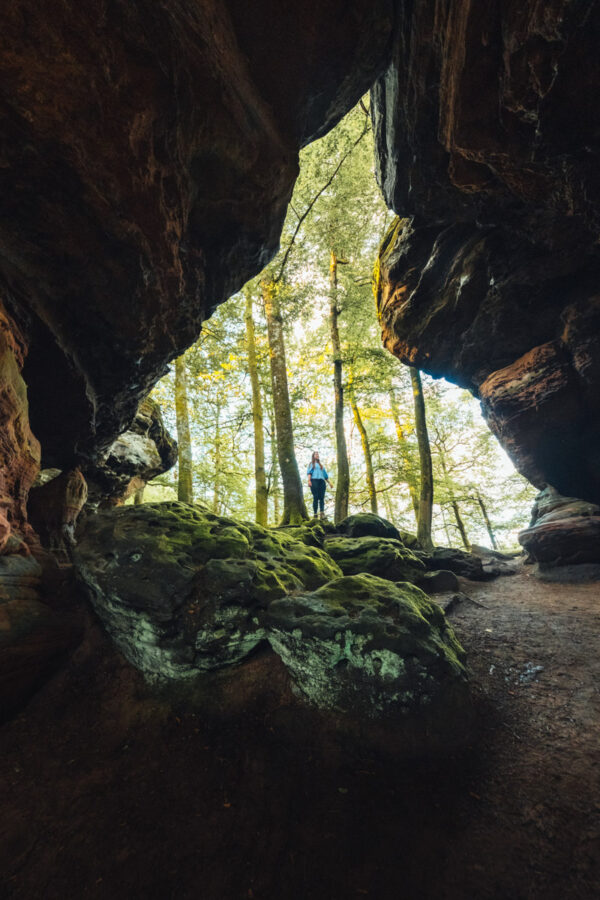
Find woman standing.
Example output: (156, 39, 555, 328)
(307, 451, 332, 519)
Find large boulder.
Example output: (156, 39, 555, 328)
(265, 573, 468, 719)
(426, 547, 487, 582)
(336, 513, 401, 541)
(73, 504, 470, 737)
(84, 398, 177, 507)
(324, 535, 425, 583)
(372, 2, 600, 505)
(73, 502, 342, 678)
(519, 485, 600, 570)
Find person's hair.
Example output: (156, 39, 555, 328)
(311, 451, 320, 467)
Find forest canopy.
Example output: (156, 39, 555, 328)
(148, 102, 536, 549)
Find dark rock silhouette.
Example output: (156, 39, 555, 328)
(373, 2, 600, 504)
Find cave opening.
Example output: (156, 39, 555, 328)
(1, 2, 599, 898)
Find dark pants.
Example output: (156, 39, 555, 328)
(310, 479, 326, 515)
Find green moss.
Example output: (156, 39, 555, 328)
(75, 501, 341, 678)
(324, 535, 425, 583)
(265, 573, 467, 716)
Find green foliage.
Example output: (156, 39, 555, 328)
(149, 100, 536, 547)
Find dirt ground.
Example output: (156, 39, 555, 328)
(1, 565, 599, 899)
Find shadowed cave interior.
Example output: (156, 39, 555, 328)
(1, 2, 599, 898)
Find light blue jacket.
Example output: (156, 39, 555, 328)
(307, 462, 328, 480)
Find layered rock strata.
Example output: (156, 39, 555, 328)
(519, 485, 600, 573)
(0, 301, 40, 550)
(373, 2, 600, 504)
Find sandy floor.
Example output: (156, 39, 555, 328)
(1, 566, 599, 899)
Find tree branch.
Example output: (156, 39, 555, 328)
(273, 121, 371, 284)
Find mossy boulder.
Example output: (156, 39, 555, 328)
(336, 513, 401, 541)
(73, 502, 341, 678)
(324, 535, 425, 583)
(427, 547, 487, 581)
(416, 569, 460, 593)
(277, 520, 327, 549)
(396, 530, 423, 550)
(264, 573, 468, 718)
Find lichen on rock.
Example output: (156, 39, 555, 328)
(73, 502, 342, 679)
(264, 573, 467, 718)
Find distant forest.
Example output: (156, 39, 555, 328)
(148, 102, 536, 550)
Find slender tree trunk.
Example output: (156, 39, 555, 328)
(477, 490, 498, 549)
(382, 485, 394, 523)
(244, 289, 268, 526)
(213, 396, 221, 514)
(133, 484, 145, 505)
(389, 384, 419, 523)
(451, 499, 471, 550)
(268, 407, 280, 525)
(437, 439, 470, 550)
(263, 279, 308, 524)
(348, 375, 378, 515)
(329, 250, 350, 523)
(175, 354, 193, 504)
(409, 366, 433, 550)
(440, 505, 452, 546)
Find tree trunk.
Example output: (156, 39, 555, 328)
(174, 354, 193, 504)
(244, 288, 268, 526)
(329, 250, 350, 523)
(477, 490, 498, 550)
(263, 279, 308, 524)
(389, 384, 419, 523)
(213, 395, 222, 514)
(409, 367, 433, 551)
(133, 484, 145, 505)
(440, 505, 452, 546)
(451, 499, 471, 550)
(348, 376, 378, 515)
(437, 438, 470, 550)
(268, 406, 280, 525)
(382, 485, 394, 524)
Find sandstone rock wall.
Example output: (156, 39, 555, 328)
(0, 0, 394, 471)
(0, 301, 40, 549)
(373, 1, 600, 503)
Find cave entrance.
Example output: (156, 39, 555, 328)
(143, 101, 536, 552)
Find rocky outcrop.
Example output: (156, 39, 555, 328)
(324, 534, 425, 583)
(336, 513, 401, 541)
(426, 548, 488, 582)
(73, 503, 469, 731)
(27, 468, 88, 556)
(519, 486, 600, 572)
(265, 573, 467, 718)
(0, 0, 394, 473)
(84, 397, 177, 508)
(0, 302, 40, 551)
(373, 3, 600, 504)
(74, 503, 342, 678)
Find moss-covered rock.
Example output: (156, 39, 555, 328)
(336, 513, 401, 541)
(396, 530, 423, 551)
(324, 535, 425, 583)
(264, 573, 467, 717)
(73, 502, 341, 679)
(276, 519, 327, 549)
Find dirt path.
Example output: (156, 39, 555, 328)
(1, 568, 599, 899)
